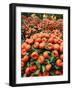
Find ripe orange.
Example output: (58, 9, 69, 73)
(53, 44, 60, 50)
(43, 51, 49, 59)
(26, 38, 33, 44)
(21, 61, 24, 67)
(21, 42, 27, 49)
(33, 42, 39, 48)
(22, 55, 29, 62)
(37, 34, 42, 38)
(25, 44, 31, 51)
(42, 37, 47, 43)
(58, 39, 63, 44)
(50, 34, 55, 38)
(42, 33, 46, 37)
(40, 32, 44, 38)
(35, 38, 41, 43)
(48, 43, 53, 50)
(39, 42, 45, 49)
(38, 73, 42, 76)
(60, 42, 63, 46)
(60, 54, 63, 60)
(32, 34, 38, 40)
(53, 38, 58, 43)
(55, 70, 61, 75)
(46, 64, 52, 71)
(45, 33, 49, 38)
(56, 59, 63, 67)
(31, 52, 39, 59)
(48, 38, 54, 43)
(53, 50, 58, 57)
(42, 72, 49, 76)
(21, 48, 27, 55)
(25, 67, 30, 75)
(38, 56, 45, 64)
(60, 46, 63, 53)
(29, 65, 37, 72)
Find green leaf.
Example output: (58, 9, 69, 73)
(41, 65, 46, 72)
(54, 65, 60, 70)
(49, 51, 53, 56)
(50, 71, 55, 76)
(33, 70, 40, 76)
(29, 59, 37, 65)
(23, 64, 27, 71)
(33, 48, 39, 52)
(36, 63, 41, 69)
(30, 24, 34, 28)
(26, 62, 30, 67)
(49, 56, 55, 63)
(45, 59, 50, 64)
(28, 49, 34, 55)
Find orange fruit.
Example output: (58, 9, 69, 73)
(21, 42, 27, 49)
(48, 38, 54, 43)
(31, 52, 39, 59)
(58, 39, 63, 44)
(60, 42, 63, 46)
(42, 72, 49, 76)
(53, 44, 60, 50)
(60, 46, 63, 53)
(56, 59, 63, 67)
(55, 70, 61, 75)
(43, 51, 49, 59)
(25, 67, 30, 75)
(22, 55, 29, 62)
(53, 50, 58, 57)
(21, 61, 24, 67)
(38, 56, 45, 64)
(37, 34, 42, 38)
(29, 65, 37, 72)
(50, 34, 55, 38)
(60, 54, 63, 60)
(35, 38, 41, 43)
(25, 44, 31, 51)
(25, 35, 29, 38)
(33, 42, 39, 48)
(39, 42, 45, 49)
(46, 64, 52, 71)
(42, 37, 47, 43)
(42, 33, 46, 37)
(32, 34, 38, 40)
(53, 38, 58, 43)
(38, 73, 42, 76)
(26, 38, 33, 44)
(21, 48, 26, 55)
(48, 43, 53, 50)
(40, 32, 44, 38)
(45, 33, 49, 38)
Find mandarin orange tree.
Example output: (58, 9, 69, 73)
(21, 13, 63, 77)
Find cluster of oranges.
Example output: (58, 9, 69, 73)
(21, 14, 63, 39)
(21, 14, 63, 77)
